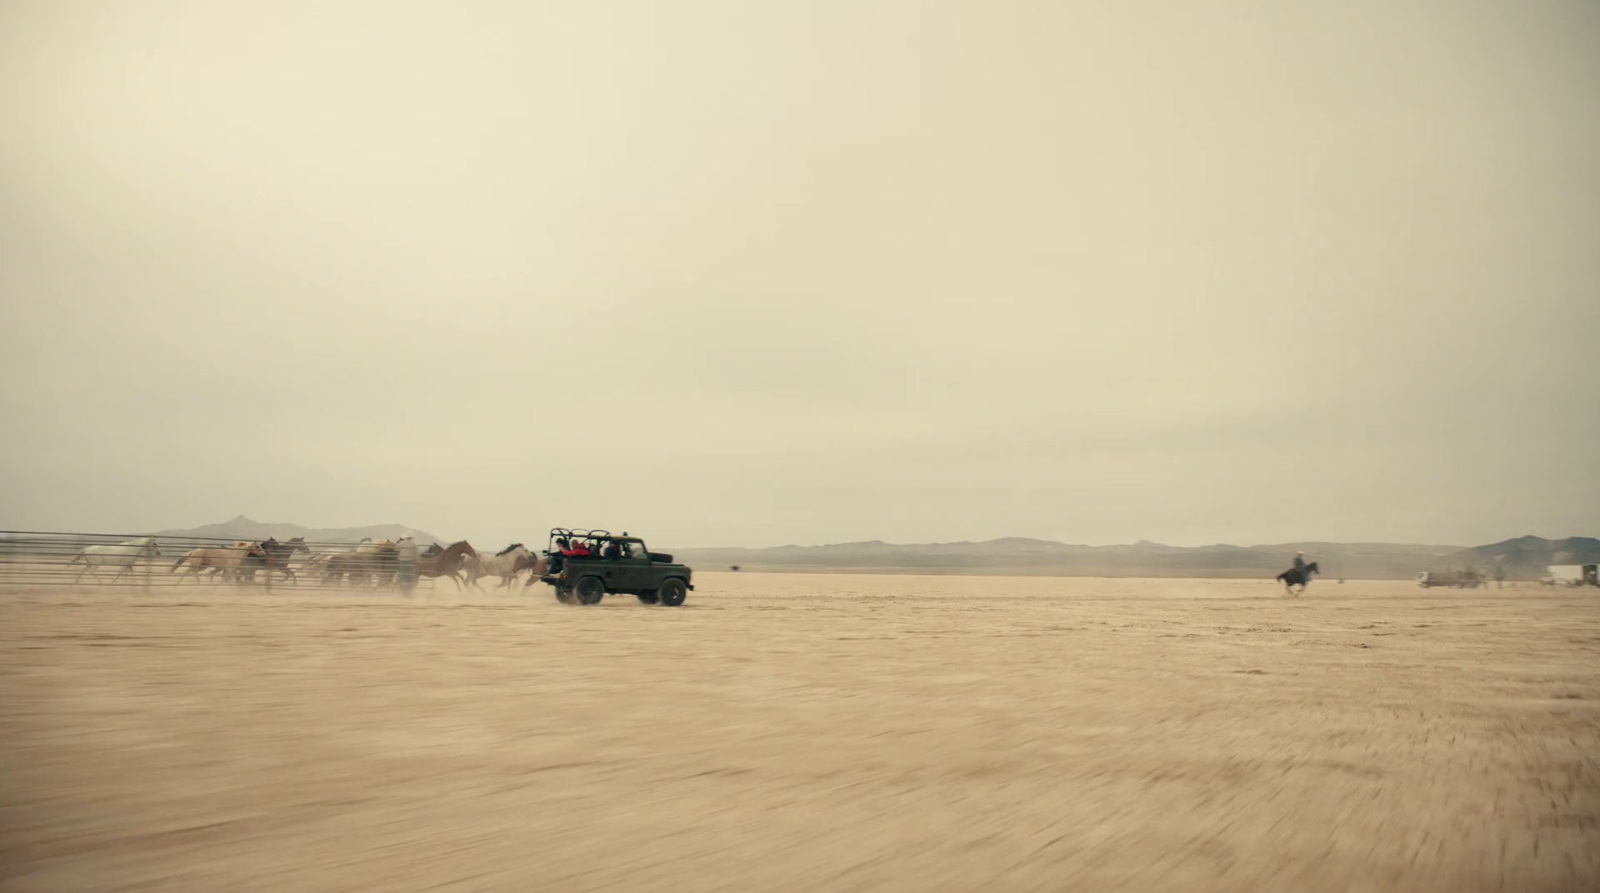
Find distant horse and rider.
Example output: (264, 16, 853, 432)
(1276, 551, 1320, 595)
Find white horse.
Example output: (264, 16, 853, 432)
(68, 537, 162, 583)
(468, 543, 533, 590)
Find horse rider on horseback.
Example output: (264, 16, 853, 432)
(1293, 551, 1309, 573)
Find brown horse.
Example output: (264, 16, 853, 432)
(518, 551, 552, 591)
(418, 540, 478, 589)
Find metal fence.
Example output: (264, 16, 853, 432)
(0, 530, 510, 594)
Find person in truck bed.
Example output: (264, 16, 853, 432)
(562, 539, 593, 558)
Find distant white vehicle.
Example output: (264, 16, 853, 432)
(1547, 564, 1599, 587)
(1416, 570, 1485, 589)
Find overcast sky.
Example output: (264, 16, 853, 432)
(2, 1, 1596, 549)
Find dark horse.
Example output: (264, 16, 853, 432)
(417, 540, 478, 590)
(260, 537, 311, 583)
(1276, 561, 1320, 595)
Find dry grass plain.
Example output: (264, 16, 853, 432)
(1, 573, 1597, 892)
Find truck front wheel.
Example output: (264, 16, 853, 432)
(658, 578, 688, 607)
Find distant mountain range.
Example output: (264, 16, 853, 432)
(156, 515, 444, 546)
(671, 535, 1600, 580)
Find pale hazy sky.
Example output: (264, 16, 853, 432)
(2, 1, 1596, 549)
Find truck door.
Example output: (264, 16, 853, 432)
(614, 541, 651, 590)
(585, 540, 623, 590)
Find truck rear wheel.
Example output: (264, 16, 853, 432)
(658, 578, 687, 607)
(575, 576, 605, 605)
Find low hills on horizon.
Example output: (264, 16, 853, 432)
(154, 518, 1598, 581)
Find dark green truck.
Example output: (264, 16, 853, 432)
(536, 528, 694, 606)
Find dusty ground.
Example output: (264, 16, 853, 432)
(1, 574, 1596, 892)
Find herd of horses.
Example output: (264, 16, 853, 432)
(66, 536, 549, 591)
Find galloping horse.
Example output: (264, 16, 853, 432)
(1276, 561, 1320, 595)
(68, 537, 162, 583)
(418, 541, 478, 589)
(304, 537, 372, 579)
(467, 543, 534, 590)
(172, 542, 268, 584)
(322, 539, 398, 587)
(259, 537, 311, 583)
(518, 550, 554, 591)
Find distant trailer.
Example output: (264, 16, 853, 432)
(1416, 570, 1486, 589)
(1548, 564, 1599, 587)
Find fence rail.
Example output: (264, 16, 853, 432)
(0, 530, 512, 594)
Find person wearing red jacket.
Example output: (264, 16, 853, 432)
(549, 537, 590, 575)
(561, 540, 593, 558)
